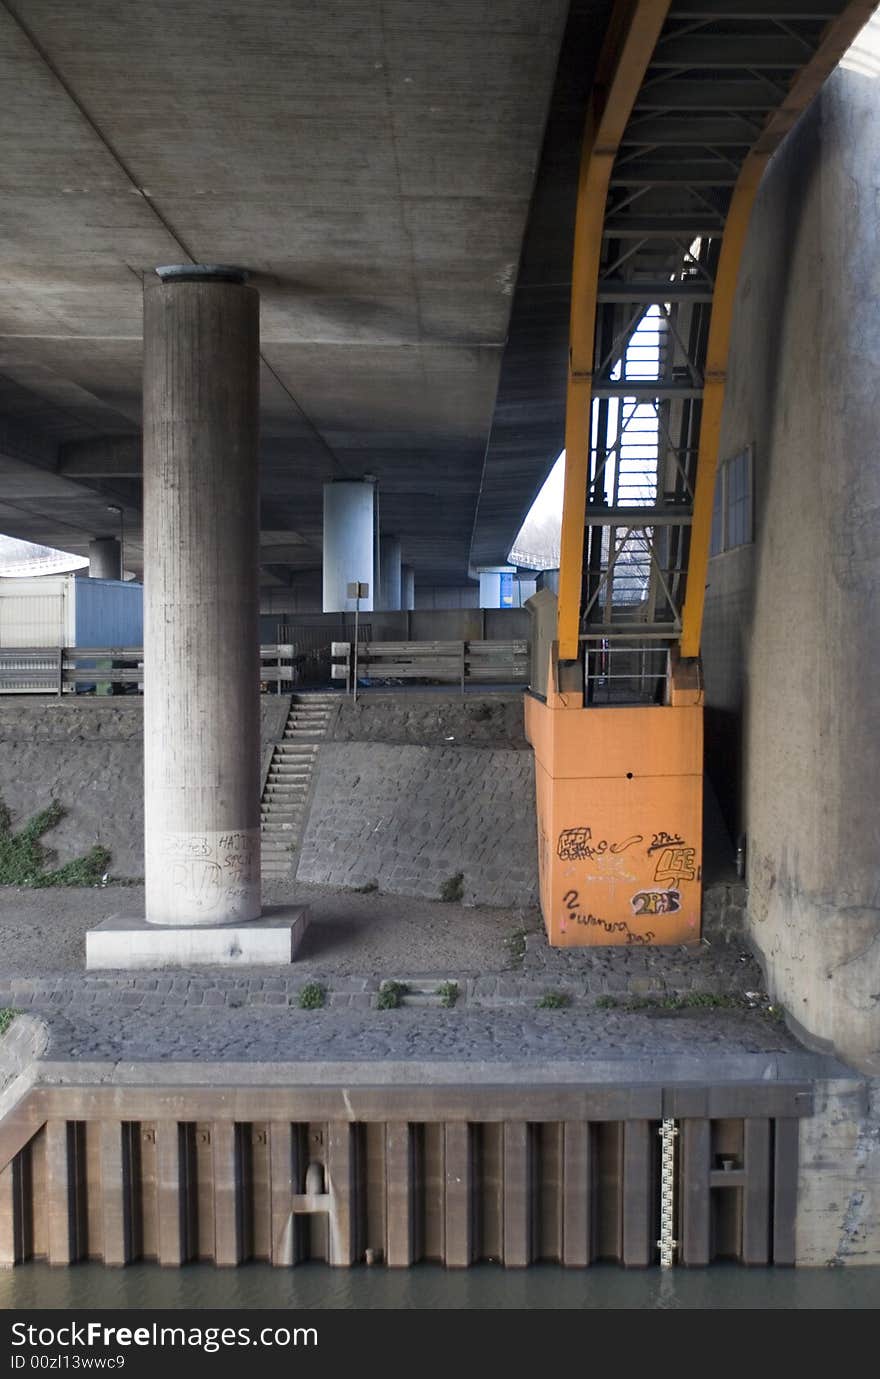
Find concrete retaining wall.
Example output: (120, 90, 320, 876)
(701, 40, 880, 1074)
(0, 697, 290, 879)
(797, 1077, 880, 1266)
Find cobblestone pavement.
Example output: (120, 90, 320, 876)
(30, 1003, 800, 1064)
(0, 876, 792, 1064)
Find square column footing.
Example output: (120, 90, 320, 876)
(85, 907, 309, 969)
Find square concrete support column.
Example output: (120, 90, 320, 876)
(378, 535, 402, 610)
(323, 482, 375, 613)
(142, 265, 261, 927)
(401, 564, 415, 611)
(89, 537, 122, 580)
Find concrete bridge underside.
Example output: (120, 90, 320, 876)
(0, 3, 878, 1078)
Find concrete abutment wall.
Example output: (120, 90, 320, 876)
(702, 43, 880, 1073)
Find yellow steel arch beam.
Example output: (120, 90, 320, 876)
(556, 0, 672, 664)
(679, 0, 880, 659)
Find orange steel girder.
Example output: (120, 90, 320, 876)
(535, 0, 878, 947)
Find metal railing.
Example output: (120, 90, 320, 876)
(275, 622, 372, 688)
(0, 645, 299, 695)
(582, 637, 671, 706)
(332, 639, 529, 693)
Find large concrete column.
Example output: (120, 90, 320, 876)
(322, 481, 375, 611)
(378, 535, 402, 610)
(89, 537, 121, 580)
(142, 265, 261, 927)
(401, 564, 415, 611)
(478, 567, 515, 609)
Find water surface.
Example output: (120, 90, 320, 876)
(2, 1262, 878, 1310)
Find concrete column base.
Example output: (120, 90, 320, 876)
(85, 907, 309, 969)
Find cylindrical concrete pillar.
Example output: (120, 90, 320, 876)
(479, 567, 515, 609)
(89, 537, 122, 580)
(379, 535, 402, 610)
(142, 266, 261, 927)
(479, 571, 502, 608)
(322, 482, 375, 612)
(401, 564, 415, 611)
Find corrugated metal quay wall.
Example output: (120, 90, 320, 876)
(0, 1083, 808, 1269)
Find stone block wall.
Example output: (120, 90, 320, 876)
(297, 740, 538, 907)
(0, 696, 290, 879)
(329, 692, 528, 748)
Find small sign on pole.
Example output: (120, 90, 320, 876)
(346, 582, 369, 701)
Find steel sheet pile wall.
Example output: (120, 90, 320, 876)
(0, 1085, 807, 1269)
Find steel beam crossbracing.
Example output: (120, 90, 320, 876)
(534, 0, 877, 950)
(557, 0, 878, 667)
(557, 0, 672, 665)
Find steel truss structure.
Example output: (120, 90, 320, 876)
(556, 0, 878, 680)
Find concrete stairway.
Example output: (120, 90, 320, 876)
(260, 693, 337, 878)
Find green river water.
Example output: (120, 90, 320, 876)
(2, 1262, 878, 1310)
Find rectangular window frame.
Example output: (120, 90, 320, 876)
(709, 443, 754, 558)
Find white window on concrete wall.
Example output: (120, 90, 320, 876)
(710, 445, 754, 557)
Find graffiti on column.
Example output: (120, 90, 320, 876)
(647, 830, 684, 855)
(556, 826, 643, 862)
(630, 889, 681, 916)
(160, 829, 259, 913)
(562, 889, 655, 944)
(652, 845, 697, 887)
